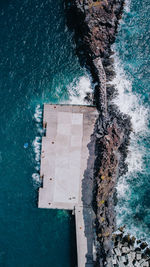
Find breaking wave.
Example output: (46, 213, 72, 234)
(67, 75, 93, 105)
(111, 52, 150, 243)
(32, 105, 43, 185)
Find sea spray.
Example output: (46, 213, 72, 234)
(67, 75, 93, 105)
(32, 105, 43, 185)
(111, 50, 150, 243)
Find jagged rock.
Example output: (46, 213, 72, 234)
(121, 255, 127, 263)
(136, 253, 142, 261)
(145, 248, 150, 256)
(139, 259, 146, 265)
(67, 0, 132, 265)
(114, 248, 121, 257)
(112, 257, 117, 264)
(141, 261, 149, 267)
(122, 247, 130, 254)
(135, 247, 142, 252)
(140, 242, 148, 250)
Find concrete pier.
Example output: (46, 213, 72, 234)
(38, 104, 98, 267)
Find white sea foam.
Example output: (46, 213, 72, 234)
(32, 173, 41, 184)
(111, 50, 149, 241)
(32, 136, 41, 163)
(34, 104, 42, 123)
(68, 75, 93, 105)
(124, 0, 131, 13)
(32, 105, 43, 185)
(32, 135, 41, 185)
(110, 54, 148, 136)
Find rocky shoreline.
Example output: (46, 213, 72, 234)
(65, 0, 150, 266)
(111, 229, 150, 266)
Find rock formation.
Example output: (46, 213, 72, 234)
(65, 0, 149, 266)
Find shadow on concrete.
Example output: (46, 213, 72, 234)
(82, 118, 98, 267)
(69, 211, 78, 267)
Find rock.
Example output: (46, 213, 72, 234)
(145, 248, 150, 256)
(136, 253, 142, 261)
(68, 0, 132, 265)
(133, 261, 140, 267)
(112, 257, 117, 264)
(114, 248, 121, 257)
(139, 259, 146, 265)
(130, 251, 136, 260)
(127, 252, 135, 263)
(118, 226, 126, 233)
(142, 262, 149, 267)
(122, 247, 130, 254)
(140, 242, 148, 250)
(121, 255, 127, 263)
(135, 247, 142, 252)
(130, 236, 136, 246)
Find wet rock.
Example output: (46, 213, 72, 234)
(142, 262, 149, 267)
(114, 248, 121, 257)
(68, 0, 132, 265)
(145, 248, 150, 256)
(140, 242, 148, 250)
(122, 246, 130, 254)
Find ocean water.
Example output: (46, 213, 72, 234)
(0, 0, 149, 266)
(112, 0, 150, 243)
(0, 0, 92, 266)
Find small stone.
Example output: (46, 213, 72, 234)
(140, 242, 148, 250)
(121, 256, 127, 263)
(130, 236, 136, 245)
(112, 258, 117, 264)
(139, 259, 146, 265)
(142, 262, 149, 267)
(114, 248, 121, 256)
(122, 246, 130, 254)
(135, 247, 141, 252)
(136, 253, 142, 261)
(145, 248, 150, 256)
(118, 226, 125, 232)
(116, 261, 125, 267)
(134, 262, 140, 267)
(127, 253, 134, 263)
(130, 252, 136, 260)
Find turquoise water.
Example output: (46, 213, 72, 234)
(0, 0, 91, 266)
(113, 0, 150, 242)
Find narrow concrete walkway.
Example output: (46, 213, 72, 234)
(38, 104, 98, 267)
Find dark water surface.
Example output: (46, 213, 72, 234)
(0, 0, 86, 266)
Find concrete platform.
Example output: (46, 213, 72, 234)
(38, 104, 98, 267)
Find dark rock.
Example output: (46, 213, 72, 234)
(140, 242, 148, 250)
(65, 0, 132, 265)
(145, 248, 150, 257)
(135, 247, 142, 252)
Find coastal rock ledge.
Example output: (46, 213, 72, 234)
(65, 0, 150, 266)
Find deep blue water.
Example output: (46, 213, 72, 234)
(113, 0, 150, 242)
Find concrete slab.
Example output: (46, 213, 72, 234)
(38, 104, 98, 267)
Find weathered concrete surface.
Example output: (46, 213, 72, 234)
(38, 104, 98, 267)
